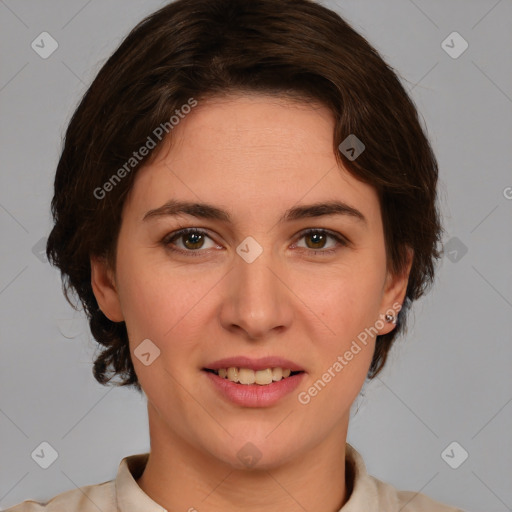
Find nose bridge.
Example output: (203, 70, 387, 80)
(221, 236, 291, 338)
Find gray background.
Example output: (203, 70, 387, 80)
(1, 1, 511, 511)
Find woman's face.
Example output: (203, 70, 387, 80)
(91, 94, 409, 469)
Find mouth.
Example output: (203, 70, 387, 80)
(202, 367, 304, 386)
(202, 366, 306, 407)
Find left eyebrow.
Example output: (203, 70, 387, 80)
(142, 199, 367, 225)
(281, 201, 366, 224)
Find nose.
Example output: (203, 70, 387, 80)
(218, 243, 294, 340)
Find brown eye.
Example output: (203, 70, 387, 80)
(304, 231, 328, 249)
(295, 229, 348, 255)
(181, 231, 205, 250)
(163, 228, 218, 255)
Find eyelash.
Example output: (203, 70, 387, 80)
(162, 227, 349, 257)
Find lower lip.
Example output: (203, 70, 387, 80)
(203, 370, 306, 408)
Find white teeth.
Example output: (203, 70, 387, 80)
(272, 367, 283, 381)
(255, 369, 273, 385)
(238, 368, 256, 385)
(227, 367, 238, 382)
(213, 367, 296, 385)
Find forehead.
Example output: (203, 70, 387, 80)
(174, 94, 335, 159)
(123, 94, 381, 226)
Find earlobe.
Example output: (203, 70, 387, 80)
(90, 255, 124, 322)
(378, 247, 414, 335)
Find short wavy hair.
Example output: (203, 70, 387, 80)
(46, 0, 443, 393)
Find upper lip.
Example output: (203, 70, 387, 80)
(204, 356, 305, 372)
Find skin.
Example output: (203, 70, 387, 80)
(91, 94, 412, 512)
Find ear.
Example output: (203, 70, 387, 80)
(90, 255, 124, 322)
(377, 247, 413, 336)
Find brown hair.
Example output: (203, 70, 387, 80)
(46, 0, 442, 393)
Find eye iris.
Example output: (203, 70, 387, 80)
(183, 232, 204, 250)
(306, 232, 326, 249)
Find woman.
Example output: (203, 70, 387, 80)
(6, 0, 464, 510)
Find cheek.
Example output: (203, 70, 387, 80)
(115, 251, 212, 355)
(306, 259, 385, 331)
(299, 256, 385, 383)
(301, 273, 379, 410)
(115, 260, 204, 398)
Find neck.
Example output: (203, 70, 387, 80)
(136, 404, 350, 512)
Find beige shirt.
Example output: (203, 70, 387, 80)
(5, 444, 464, 511)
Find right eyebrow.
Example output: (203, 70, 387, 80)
(143, 200, 231, 222)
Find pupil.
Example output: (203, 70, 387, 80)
(184, 233, 203, 249)
(308, 232, 325, 249)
